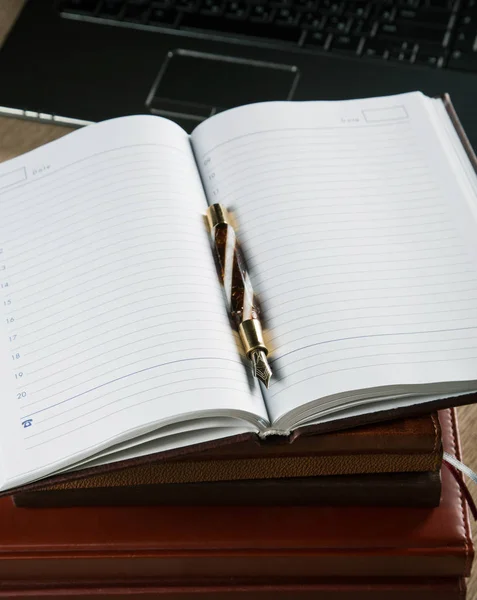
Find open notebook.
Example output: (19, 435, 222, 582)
(0, 91, 476, 492)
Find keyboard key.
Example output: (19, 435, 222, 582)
(425, 0, 452, 8)
(376, 6, 397, 23)
(249, 3, 272, 21)
(453, 30, 477, 51)
(293, 0, 318, 10)
(301, 12, 326, 29)
(270, 0, 293, 8)
(325, 15, 351, 34)
(387, 40, 415, 61)
(275, 7, 301, 26)
(151, 0, 173, 7)
(328, 34, 362, 53)
(175, 0, 200, 12)
(200, 0, 225, 16)
(398, 9, 452, 26)
(397, 8, 418, 19)
(319, 1, 344, 16)
(343, 1, 371, 19)
(414, 43, 445, 66)
(448, 49, 477, 71)
(376, 21, 447, 44)
(456, 14, 477, 33)
(349, 18, 374, 36)
(398, 0, 421, 8)
(362, 38, 390, 58)
(305, 30, 328, 46)
(224, 0, 248, 18)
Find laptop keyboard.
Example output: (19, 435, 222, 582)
(58, 0, 477, 72)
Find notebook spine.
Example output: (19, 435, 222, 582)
(441, 93, 477, 175)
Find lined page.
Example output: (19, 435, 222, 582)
(0, 116, 265, 489)
(192, 92, 477, 427)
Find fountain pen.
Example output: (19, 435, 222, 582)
(206, 203, 272, 388)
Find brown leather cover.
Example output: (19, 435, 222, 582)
(12, 470, 442, 508)
(7, 413, 442, 498)
(0, 409, 471, 590)
(0, 577, 466, 599)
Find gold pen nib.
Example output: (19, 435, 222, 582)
(251, 350, 272, 389)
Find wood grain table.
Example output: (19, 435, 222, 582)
(1, 1, 477, 597)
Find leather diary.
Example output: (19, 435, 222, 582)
(0, 409, 472, 594)
(13, 413, 443, 507)
(12, 471, 442, 508)
(9, 412, 443, 506)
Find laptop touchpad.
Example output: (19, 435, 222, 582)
(147, 49, 299, 132)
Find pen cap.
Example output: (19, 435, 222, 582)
(206, 204, 231, 230)
(239, 318, 268, 356)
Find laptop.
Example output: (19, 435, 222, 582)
(0, 0, 476, 145)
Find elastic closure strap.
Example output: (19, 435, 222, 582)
(443, 451, 477, 520)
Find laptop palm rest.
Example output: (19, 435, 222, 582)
(146, 49, 300, 132)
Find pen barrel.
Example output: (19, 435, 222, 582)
(206, 203, 272, 387)
(239, 318, 268, 357)
(206, 204, 257, 326)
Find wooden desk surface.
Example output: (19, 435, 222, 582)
(1, 1, 477, 596)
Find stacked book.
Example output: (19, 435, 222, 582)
(13, 412, 443, 508)
(1, 410, 473, 599)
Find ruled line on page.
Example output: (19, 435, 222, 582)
(269, 356, 477, 402)
(231, 189, 445, 214)
(29, 368, 246, 431)
(2, 162, 194, 230)
(12, 313, 228, 373)
(9, 233, 209, 286)
(10, 216, 205, 275)
(276, 330, 477, 370)
(219, 176, 437, 204)
(20, 356, 246, 420)
(26, 331, 232, 389)
(270, 312, 477, 352)
(10, 279, 222, 354)
(6, 187, 192, 251)
(19, 301, 223, 370)
(237, 198, 446, 222)
(24, 384, 252, 451)
(209, 149, 421, 175)
(9, 270, 218, 326)
(17, 283, 213, 329)
(264, 276, 477, 309)
(272, 292, 477, 325)
(28, 375, 251, 433)
(248, 241, 463, 271)
(10, 230, 205, 286)
(270, 346, 477, 393)
(0, 144, 190, 210)
(23, 322, 229, 375)
(258, 259, 472, 289)
(10, 242, 209, 293)
(198, 120, 414, 157)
